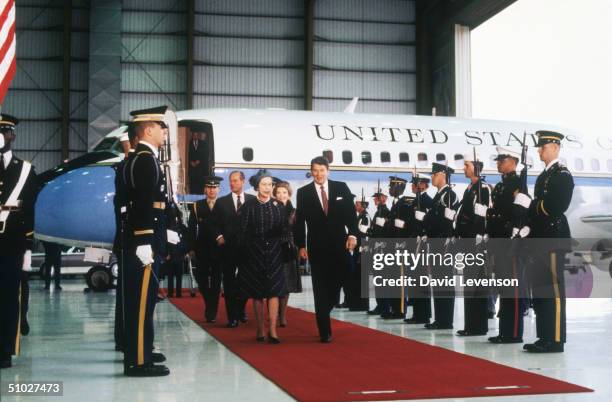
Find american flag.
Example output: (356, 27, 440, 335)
(0, 0, 15, 105)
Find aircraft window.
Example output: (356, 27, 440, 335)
(418, 153, 427, 162)
(361, 151, 372, 164)
(399, 152, 409, 163)
(436, 153, 446, 162)
(608, 159, 612, 172)
(591, 158, 600, 171)
(242, 147, 253, 162)
(92, 137, 121, 153)
(342, 150, 353, 164)
(380, 151, 391, 163)
(574, 158, 584, 171)
(322, 150, 334, 164)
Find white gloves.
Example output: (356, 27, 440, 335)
(514, 192, 531, 209)
(394, 218, 405, 229)
(444, 208, 456, 221)
(166, 230, 180, 245)
(22, 250, 32, 270)
(511, 227, 531, 239)
(136, 245, 154, 266)
(375, 217, 385, 227)
(414, 210, 425, 221)
(358, 224, 369, 234)
(474, 203, 488, 218)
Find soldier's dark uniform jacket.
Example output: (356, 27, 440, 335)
(356, 210, 370, 244)
(384, 196, 412, 237)
(406, 191, 433, 238)
(529, 162, 574, 240)
(424, 185, 458, 238)
(487, 172, 521, 238)
(369, 202, 390, 237)
(124, 143, 168, 254)
(456, 179, 490, 238)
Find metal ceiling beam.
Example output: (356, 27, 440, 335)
(186, 0, 195, 109)
(304, 0, 314, 110)
(61, 0, 72, 160)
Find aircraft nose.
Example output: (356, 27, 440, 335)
(35, 165, 117, 248)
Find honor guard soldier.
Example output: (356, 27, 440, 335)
(347, 192, 370, 311)
(455, 152, 491, 336)
(404, 173, 434, 324)
(423, 163, 458, 330)
(188, 176, 224, 322)
(113, 128, 139, 353)
(0, 115, 38, 369)
(382, 176, 411, 319)
(486, 146, 526, 344)
(523, 131, 574, 353)
(122, 106, 170, 376)
(367, 185, 390, 315)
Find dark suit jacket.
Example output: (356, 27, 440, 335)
(188, 140, 208, 164)
(188, 199, 223, 262)
(216, 192, 256, 247)
(295, 180, 358, 258)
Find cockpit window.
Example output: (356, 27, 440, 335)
(92, 137, 122, 154)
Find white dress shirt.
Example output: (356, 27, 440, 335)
(2, 150, 12, 169)
(314, 180, 329, 211)
(232, 192, 245, 211)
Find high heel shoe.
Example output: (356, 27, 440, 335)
(267, 336, 281, 344)
(257, 336, 265, 342)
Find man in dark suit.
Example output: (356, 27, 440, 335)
(295, 156, 358, 343)
(188, 176, 224, 322)
(216, 171, 255, 327)
(188, 131, 208, 194)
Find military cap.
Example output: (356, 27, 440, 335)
(203, 175, 223, 187)
(388, 175, 407, 184)
(372, 189, 387, 197)
(129, 106, 168, 128)
(494, 146, 521, 161)
(431, 162, 454, 175)
(535, 130, 564, 147)
(0, 114, 18, 130)
(411, 173, 431, 184)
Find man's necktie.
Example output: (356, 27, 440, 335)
(236, 195, 242, 211)
(320, 185, 328, 216)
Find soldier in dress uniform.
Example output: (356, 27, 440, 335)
(121, 106, 170, 376)
(0, 115, 38, 369)
(455, 153, 491, 336)
(188, 176, 224, 322)
(382, 176, 412, 319)
(486, 146, 527, 344)
(113, 127, 138, 353)
(523, 131, 574, 353)
(367, 185, 389, 315)
(347, 193, 370, 311)
(423, 163, 458, 330)
(404, 173, 433, 324)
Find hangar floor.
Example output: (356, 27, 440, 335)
(2, 277, 610, 402)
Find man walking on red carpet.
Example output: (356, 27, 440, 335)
(295, 156, 358, 343)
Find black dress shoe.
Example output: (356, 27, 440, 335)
(205, 318, 216, 323)
(424, 322, 453, 330)
(151, 352, 166, 363)
(367, 308, 381, 315)
(380, 312, 394, 319)
(125, 363, 170, 377)
(456, 329, 487, 336)
(239, 314, 248, 324)
(268, 336, 281, 344)
(320, 335, 332, 343)
(523, 338, 545, 350)
(55, 285, 62, 291)
(524, 341, 564, 353)
(404, 317, 428, 324)
(488, 335, 523, 344)
(256, 335, 265, 343)
(226, 320, 238, 328)
(21, 320, 30, 336)
(391, 312, 406, 319)
(0, 356, 11, 369)
(487, 311, 495, 319)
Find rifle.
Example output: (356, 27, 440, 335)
(519, 131, 531, 196)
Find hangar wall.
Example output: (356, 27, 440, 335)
(4, 0, 515, 171)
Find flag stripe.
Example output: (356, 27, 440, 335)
(0, 0, 15, 105)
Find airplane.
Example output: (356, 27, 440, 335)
(33, 103, 612, 283)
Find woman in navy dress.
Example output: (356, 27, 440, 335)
(239, 171, 287, 343)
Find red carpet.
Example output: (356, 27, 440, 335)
(169, 294, 592, 401)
